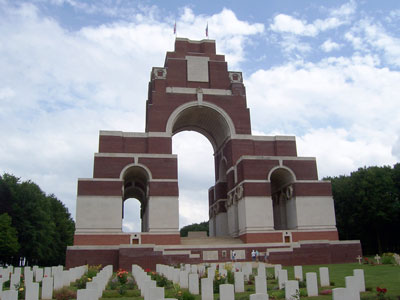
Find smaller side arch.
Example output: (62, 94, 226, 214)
(267, 165, 296, 183)
(269, 167, 297, 230)
(120, 163, 153, 181)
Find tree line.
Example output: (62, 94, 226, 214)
(327, 163, 400, 254)
(0, 173, 75, 266)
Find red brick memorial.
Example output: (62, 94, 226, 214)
(66, 38, 361, 270)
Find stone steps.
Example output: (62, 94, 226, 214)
(180, 236, 244, 245)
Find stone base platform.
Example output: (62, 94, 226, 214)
(65, 240, 362, 270)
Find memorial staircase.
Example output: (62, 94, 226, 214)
(180, 236, 244, 245)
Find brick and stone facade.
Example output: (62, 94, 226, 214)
(67, 38, 361, 268)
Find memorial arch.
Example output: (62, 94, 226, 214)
(73, 38, 340, 246)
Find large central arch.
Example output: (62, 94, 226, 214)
(167, 101, 235, 152)
(73, 38, 339, 246)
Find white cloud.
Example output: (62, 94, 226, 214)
(245, 54, 400, 176)
(321, 39, 341, 52)
(0, 2, 262, 225)
(345, 19, 400, 67)
(269, 1, 355, 38)
(270, 14, 319, 37)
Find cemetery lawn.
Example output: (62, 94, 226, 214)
(97, 262, 400, 300)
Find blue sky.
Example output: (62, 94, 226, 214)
(1, 0, 399, 231)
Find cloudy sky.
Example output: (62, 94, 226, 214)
(1, 0, 399, 232)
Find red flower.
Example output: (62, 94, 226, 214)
(145, 268, 151, 273)
(376, 287, 387, 294)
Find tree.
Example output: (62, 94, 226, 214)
(180, 221, 209, 237)
(328, 165, 400, 254)
(0, 173, 75, 266)
(0, 213, 20, 265)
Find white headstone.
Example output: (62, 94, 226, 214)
(173, 269, 180, 284)
(319, 267, 330, 287)
(1, 290, 18, 300)
(234, 271, 244, 293)
(10, 273, 20, 290)
(24, 269, 34, 284)
(144, 280, 157, 300)
(86, 281, 102, 299)
(250, 293, 269, 300)
(285, 280, 299, 300)
(374, 254, 381, 264)
(207, 267, 215, 280)
(219, 284, 234, 300)
(294, 266, 303, 281)
(306, 272, 318, 297)
(353, 269, 366, 292)
(201, 278, 213, 300)
(278, 269, 288, 289)
(257, 265, 266, 278)
(179, 271, 189, 289)
(77, 289, 97, 300)
(34, 268, 43, 283)
(44, 267, 51, 278)
(274, 265, 282, 279)
(25, 282, 39, 300)
(189, 273, 199, 295)
(332, 287, 351, 300)
(41, 276, 53, 300)
(345, 276, 361, 300)
(243, 263, 252, 280)
(356, 255, 362, 264)
(191, 265, 198, 274)
(149, 287, 164, 300)
(255, 275, 267, 294)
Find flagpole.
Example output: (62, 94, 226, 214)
(173, 20, 177, 37)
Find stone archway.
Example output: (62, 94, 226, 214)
(73, 38, 339, 246)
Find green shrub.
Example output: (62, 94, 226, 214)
(227, 270, 234, 284)
(382, 256, 394, 264)
(87, 264, 102, 278)
(271, 289, 285, 299)
(298, 280, 306, 288)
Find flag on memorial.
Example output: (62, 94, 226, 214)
(205, 22, 208, 38)
(173, 21, 176, 35)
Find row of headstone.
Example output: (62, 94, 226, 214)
(0, 265, 89, 300)
(132, 265, 167, 300)
(76, 265, 113, 300)
(332, 269, 365, 300)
